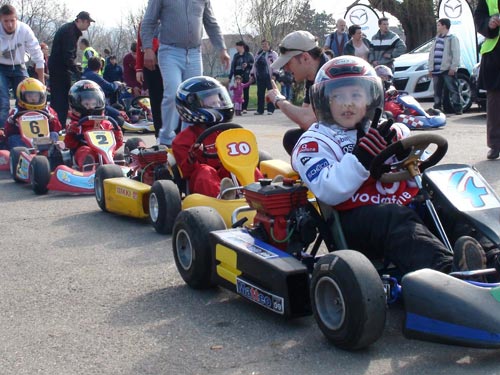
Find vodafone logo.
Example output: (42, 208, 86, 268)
(298, 141, 318, 154)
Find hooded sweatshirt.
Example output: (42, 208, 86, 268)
(0, 20, 44, 69)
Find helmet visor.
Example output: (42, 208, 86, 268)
(197, 88, 232, 109)
(22, 90, 46, 106)
(78, 90, 105, 110)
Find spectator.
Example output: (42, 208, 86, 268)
(428, 18, 462, 115)
(141, 0, 230, 147)
(103, 48, 111, 66)
(136, 20, 163, 139)
(48, 11, 94, 127)
(323, 18, 349, 57)
(103, 55, 123, 83)
(79, 38, 99, 71)
(229, 75, 253, 116)
(228, 40, 254, 113)
(475, 1, 500, 160)
(344, 24, 373, 62)
(249, 39, 278, 115)
(40, 42, 50, 81)
(369, 17, 406, 71)
(122, 42, 142, 97)
(266, 30, 329, 154)
(0, 4, 45, 127)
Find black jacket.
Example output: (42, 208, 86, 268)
(48, 21, 82, 73)
(228, 51, 254, 82)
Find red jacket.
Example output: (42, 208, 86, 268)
(4, 106, 62, 137)
(65, 113, 123, 151)
(135, 22, 160, 72)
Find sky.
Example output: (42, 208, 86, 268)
(64, 0, 352, 32)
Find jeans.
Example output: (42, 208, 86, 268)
(0, 64, 28, 126)
(157, 45, 202, 145)
(256, 77, 274, 114)
(433, 71, 462, 112)
(280, 84, 293, 101)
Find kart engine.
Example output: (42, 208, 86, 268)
(129, 145, 170, 185)
(244, 179, 318, 254)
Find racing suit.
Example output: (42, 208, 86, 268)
(172, 125, 263, 197)
(65, 113, 123, 170)
(291, 121, 453, 274)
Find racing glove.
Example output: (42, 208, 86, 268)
(352, 109, 395, 170)
(187, 143, 202, 164)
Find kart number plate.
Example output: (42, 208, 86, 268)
(236, 277, 284, 314)
(20, 115, 49, 138)
(86, 131, 116, 153)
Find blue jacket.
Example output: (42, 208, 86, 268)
(103, 63, 123, 83)
(82, 68, 120, 97)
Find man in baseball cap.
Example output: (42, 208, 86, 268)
(266, 30, 330, 154)
(76, 11, 95, 23)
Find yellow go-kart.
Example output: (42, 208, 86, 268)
(94, 123, 294, 234)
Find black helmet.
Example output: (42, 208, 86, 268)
(176, 76, 233, 126)
(68, 80, 106, 117)
(310, 56, 383, 129)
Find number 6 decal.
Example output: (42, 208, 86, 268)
(227, 142, 251, 155)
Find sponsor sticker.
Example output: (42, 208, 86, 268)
(300, 156, 311, 166)
(297, 141, 318, 154)
(305, 158, 329, 182)
(116, 186, 137, 199)
(236, 278, 284, 314)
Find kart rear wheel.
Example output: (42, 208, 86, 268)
(124, 137, 145, 164)
(9, 146, 29, 183)
(311, 251, 386, 350)
(172, 207, 226, 289)
(95, 164, 124, 211)
(29, 155, 51, 195)
(149, 180, 181, 234)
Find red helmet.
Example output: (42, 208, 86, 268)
(310, 56, 383, 127)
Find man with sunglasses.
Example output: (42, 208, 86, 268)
(266, 30, 329, 154)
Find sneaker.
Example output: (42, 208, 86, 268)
(242, 110, 247, 114)
(82, 154, 95, 172)
(254, 111, 263, 115)
(267, 111, 273, 115)
(487, 148, 500, 160)
(220, 177, 236, 200)
(452, 236, 486, 272)
(454, 110, 463, 115)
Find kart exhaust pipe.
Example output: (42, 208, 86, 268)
(402, 268, 500, 348)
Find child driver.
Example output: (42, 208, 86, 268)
(291, 56, 486, 275)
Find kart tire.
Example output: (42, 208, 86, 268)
(95, 164, 124, 212)
(172, 207, 226, 289)
(149, 180, 181, 234)
(443, 71, 472, 113)
(310, 251, 386, 350)
(29, 155, 51, 195)
(124, 137, 145, 164)
(9, 146, 29, 183)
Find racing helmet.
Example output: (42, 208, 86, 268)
(374, 64, 394, 90)
(16, 78, 47, 111)
(310, 56, 383, 127)
(68, 80, 106, 117)
(175, 76, 234, 126)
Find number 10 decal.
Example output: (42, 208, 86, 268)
(227, 142, 251, 155)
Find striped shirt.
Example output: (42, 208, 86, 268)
(432, 35, 445, 74)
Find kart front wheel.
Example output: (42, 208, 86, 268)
(29, 155, 51, 195)
(311, 251, 386, 350)
(95, 164, 124, 211)
(9, 146, 29, 183)
(172, 207, 226, 289)
(149, 180, 181, 234)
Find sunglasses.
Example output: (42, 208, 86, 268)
(279, 46, 306, 54)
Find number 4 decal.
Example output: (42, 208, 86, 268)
(227, 142, 251, 155)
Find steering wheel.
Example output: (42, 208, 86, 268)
(78, 115, 120, 131)
(370, 133, 448, 183)
(130, 96, 149, 109)
(195, 123, 243, 159)
(12, 109, 51, 121)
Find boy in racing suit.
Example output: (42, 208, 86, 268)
(172, 76, 262, 198)
(291, 56, 486, 275)
(4, 77, 62, 149)
(64, 80, 123, 171)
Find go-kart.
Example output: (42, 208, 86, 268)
(172, 132, 500, 350)
(114, 86, 154, 133)
(10, 115, 126, 194)
(94, 123, 291, 234)
(384, 88, 446, 129)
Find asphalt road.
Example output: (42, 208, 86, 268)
(1, 107, 500, 375)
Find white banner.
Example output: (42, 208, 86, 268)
(344, 3, 380, 40)
(438, 0, 478, 71)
